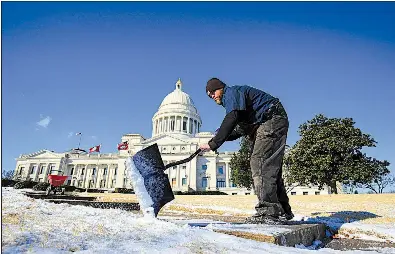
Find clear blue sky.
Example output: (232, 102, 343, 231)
(2, 2, 395, 185)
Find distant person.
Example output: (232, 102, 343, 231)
(199, 78, 294, 224)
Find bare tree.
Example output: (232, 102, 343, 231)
(2, 169, 15, 180)
(359, 174, 395, 194)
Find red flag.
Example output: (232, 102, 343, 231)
(117, 141, 128, 150)
(89, 145, 101, 153)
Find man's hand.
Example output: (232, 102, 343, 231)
(199, 143, 211, 153)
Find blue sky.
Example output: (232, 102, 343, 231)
(2, 2, 395, 188)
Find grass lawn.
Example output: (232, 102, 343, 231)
(76, 192, 395, 224)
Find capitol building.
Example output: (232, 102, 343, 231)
(13, 79, 331, 195)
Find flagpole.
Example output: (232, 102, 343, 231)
(78, 134, 82, 149)
(96, 144, 101, 187)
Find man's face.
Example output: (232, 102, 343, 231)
(208, 89, 224, 105)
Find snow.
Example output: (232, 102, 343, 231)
(2, 187, 395, 254)
(125, 157, 154, 217)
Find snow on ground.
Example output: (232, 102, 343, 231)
(1, 187, 395, 254)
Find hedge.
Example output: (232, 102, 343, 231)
(14, 180, 39, 189)
(173, 190, 228, 195)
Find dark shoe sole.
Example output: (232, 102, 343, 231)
(245, 215, 287, 225)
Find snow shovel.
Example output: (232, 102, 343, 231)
(126, 143, 201, 218)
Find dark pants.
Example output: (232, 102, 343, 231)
(249, 103, 292, 217)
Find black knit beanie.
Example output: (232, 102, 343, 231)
(206, 78, 226, 93)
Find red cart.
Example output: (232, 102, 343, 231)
(46, 170, 68, 195)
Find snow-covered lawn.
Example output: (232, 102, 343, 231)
(2, 188, 395, 253)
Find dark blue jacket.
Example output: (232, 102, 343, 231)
(208, 85, 280, 151)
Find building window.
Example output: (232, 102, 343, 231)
(303, 192, 308, 195)
(19, 167, 24, 175)
(50, 165, 55, 174)
(170, 117, 175, 131)
(164, 118, 168, 132)
(182, 117, 187, 132)
(291, 192, 296, 195)
(81, 168, 85, 175)
(114, 168, 117, 175)
(216, 180, 225, 188)
(232, 193, 237, 195)
(123, 178, 127, 187)
(202, 165, 207, 170)
(202, 177, 208, 188)
(182, 166, 186, 169)
(171, 178, 176, 187)
(189, 120, 193, 134)
(40, 166, 45, 174)
(182, 178, 187, 186)
(218, 166, 224, 174)
(112, 179, 116, 188)
(70, 167, 74, 175)
(315, 191, 320, 195)
(89, 180, 94, 188)
(173, 166, 177, 170)
(92, 168, 96, 175)
(103, 168, 107, 175)
(245, 193, 250, 195)
(30, 166, 36, 174)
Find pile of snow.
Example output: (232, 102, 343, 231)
(2, 188, 395, 253)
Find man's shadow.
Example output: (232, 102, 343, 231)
(287, 210, 381, 236)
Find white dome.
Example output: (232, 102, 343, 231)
(152, 79, 202, 137)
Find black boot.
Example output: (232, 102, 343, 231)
(279, 212, 295, 221)
(245, 214, 285, 225)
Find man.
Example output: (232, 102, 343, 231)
(199, 78, 294, 224)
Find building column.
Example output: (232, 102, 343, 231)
(72, 164, 78, 186)
(225, 162, 230, 188)
(208, 158, 217, 190)
(83, 164, 89, 188)
(33, 163, 40, 181)
(187, 117, 190, 134)
(24, 163, 31, 180)
(43, 164, 51, 182)
(106, 164, 111, 188)
(167, 116, 170, 133)
(180, 116, 184, 132)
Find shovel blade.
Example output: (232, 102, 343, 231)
(132, 144, 174, 216)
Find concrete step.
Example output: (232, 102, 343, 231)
(23, 192, 96, 201)
(45, 199, 140, 211)
(162, 216, 327, 247)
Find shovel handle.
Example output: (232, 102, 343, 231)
(164, 149, 202, 170)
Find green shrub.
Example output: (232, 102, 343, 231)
(114, 188, 135, 194)
(33, 182, 50, 191)
(86, 189, 106, 193)
(14, 180, 38, 189)
(1, 179, 17, 187)
(173, 190, 228, 195)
